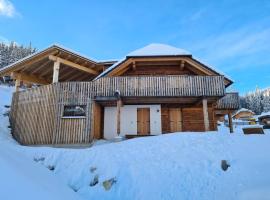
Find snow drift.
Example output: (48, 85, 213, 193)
(1, 85, 270, 200)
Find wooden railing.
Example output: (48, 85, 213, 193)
(93, 75, 225, 97)
(216, 92, 239, 110)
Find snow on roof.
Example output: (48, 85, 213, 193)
(94, 57, 126, 80)
(232, 108, 255, 117)
(191, 56, 234, 83)
(94, 43, 232, 82)
(94, 43, 192, 80)
(127, 43, 191, 57)
(258, 111, 270, 118)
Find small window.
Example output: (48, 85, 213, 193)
(63, 105, 86, 117)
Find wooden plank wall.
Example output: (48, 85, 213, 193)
(10, 83, 93, 145)
(10, 85, 57, 144)
(122, 65, 196, 76)
(52, 82, 92, 144)
(161, 105, 216, 133)
(182, 107, 216, 132)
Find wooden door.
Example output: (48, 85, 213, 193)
(169, 108, 182, 132)
(92, 102, 104, 139)
(137, 108, 150, 135)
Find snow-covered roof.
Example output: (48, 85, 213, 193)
(94, 43, 233, 85)
(127, 43, 191, 57)
(258, 112, 270, 118)
(232, 108, 255, 117)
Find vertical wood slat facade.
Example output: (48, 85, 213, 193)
(93, 75, 225, 97)
(10, 75, 237, 145)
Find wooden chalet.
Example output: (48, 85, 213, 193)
(232, 108, 255, 120)
(0, 43, 239, 145)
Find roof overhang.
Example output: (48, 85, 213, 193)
(0, 44, 105, 84)
(95, 55, 233, 87)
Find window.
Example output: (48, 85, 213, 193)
(63, 105, 86, 117)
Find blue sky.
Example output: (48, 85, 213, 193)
(0, 0, 269, 94)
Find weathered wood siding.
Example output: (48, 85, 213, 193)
(182, 107, 216, 131)
(10, 83, 93, 145)
(10, 75, 229, 145)
(216, 92, 239, 110)
(10, 85, 58, 144)
(94, 76, 225, 97)
(161, 105, 216, 133)
(122, 64, 196, 76)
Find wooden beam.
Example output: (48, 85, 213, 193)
(180, 60, 185, 70)
(202, 98, 210, 131)
(116, 98, 122, 136)
(11, 72, 50, 85)
(228, 112, 233, 133)
(52, 61, 60, 83)
(65, 72, 85, 81)
(49, 55, 98, 75)
(31, 60, 51, 74)
(108, 59, 133, 76)
(132, 61, 136, 71)
(14, 74, 21, 92)
(0, 50, 59, 76)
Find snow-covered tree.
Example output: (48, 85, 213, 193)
(0, 42, 36, 69)
(241, 87, 270, 114)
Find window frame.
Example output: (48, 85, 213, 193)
(62, 105, 87, 119)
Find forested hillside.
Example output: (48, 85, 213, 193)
(0, 42, 36, 69)
(240, 87, 270, 114)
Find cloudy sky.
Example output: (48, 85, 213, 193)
(0, 0, 269, 94)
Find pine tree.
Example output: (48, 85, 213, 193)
(240, 87, 270, 114)
(0, 42, 36, 69)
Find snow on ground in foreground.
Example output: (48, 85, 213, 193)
(0, 86, 82, 200)
(1, 85, 270, 200)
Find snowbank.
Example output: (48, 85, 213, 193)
(0, 86, 82, 200)
(1, 86, 270, 200)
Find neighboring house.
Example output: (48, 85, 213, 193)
(0, 43, 239, 145)
(232, 108, 255, 120)
(258, 112, 270, 126)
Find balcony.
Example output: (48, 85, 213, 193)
(93, 75, 225, 97)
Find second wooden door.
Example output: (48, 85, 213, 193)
(169, 108, 182, 132)
(137, 108, 150, 135)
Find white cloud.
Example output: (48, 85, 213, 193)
(188, 20, 270, 71)
(0, 0, 16, 17)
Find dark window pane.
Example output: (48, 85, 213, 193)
(63, 105, 86, 117)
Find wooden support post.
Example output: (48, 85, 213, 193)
(116, 98, 122, 136)
(228, 112, 233, 133)
(202, 98, 210, 131)
(15, 77, 21, 92)
(52, 61, 60, 83)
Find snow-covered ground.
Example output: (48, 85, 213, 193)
(1, 85, 270, 200)
(0, 86, 82, 200)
